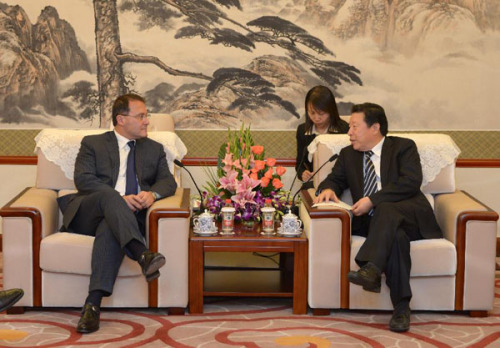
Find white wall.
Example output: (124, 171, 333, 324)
(1, 165, 498, 235)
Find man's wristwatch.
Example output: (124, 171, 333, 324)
(151, 191, 161, 201)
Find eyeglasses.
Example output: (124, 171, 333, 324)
(121, 113, 150, 121)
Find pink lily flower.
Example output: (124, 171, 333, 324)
(232, 189, 256, 206)
(219, 170, 238, 192)
(237, 174, 261, 193)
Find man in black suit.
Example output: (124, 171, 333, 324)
(58, 94, 177, 333)
(315, 103, 442, 332)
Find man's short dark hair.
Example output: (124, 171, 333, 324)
(351, 103, 388, 136)
(112, 94, 146, 126)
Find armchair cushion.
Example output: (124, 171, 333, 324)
(40, 232, 142, 277)
(350, 236, 457, 277)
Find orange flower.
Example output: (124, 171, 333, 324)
(251, 145, 264, 155)
(260, 177, 270, 187)
(272, 178, 283, 189)
(254, 160, 265, 171)
(250, 173, 258, 181)
(275, 166, 286, 176)
(266, 158, 276, 167)
(264, 168, 273, 179)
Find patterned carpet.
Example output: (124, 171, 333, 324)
(0, 286, 499, 347)
(1, 252, 500, 348)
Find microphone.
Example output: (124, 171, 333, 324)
(290, 153, 339, 215)
(287, 145, 310, 205)
(174, 159, 204, 213)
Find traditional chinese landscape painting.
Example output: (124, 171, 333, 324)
(0, 0, 499, 130)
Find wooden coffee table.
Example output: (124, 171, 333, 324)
(189, 223, 308, 314)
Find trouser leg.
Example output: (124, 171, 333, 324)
(355, 202, 421, 269)
(354, 201, 422, 306)
(355, 202, 404, 270)
(89, 220, 125, 293)
(385, 227, 413, 306)
(68, 190, 147, 294)
(68, 189, 145, 247)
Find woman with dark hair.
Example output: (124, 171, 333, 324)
(296, 85, 349, 188)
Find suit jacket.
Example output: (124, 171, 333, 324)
(60, 131, 177, 229)
(317, 136, 441, 239)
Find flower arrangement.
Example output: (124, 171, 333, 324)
(202, 124, 288, 223)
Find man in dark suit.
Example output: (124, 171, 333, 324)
(58, 94, 177, 333)
(315, 103, 442, 332)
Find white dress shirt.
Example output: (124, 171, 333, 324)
(113, 130, 139, 196)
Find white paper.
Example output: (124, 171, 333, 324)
(312, 200, 352, 211)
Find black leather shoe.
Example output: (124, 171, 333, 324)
(76, 303, 100, 334)
(347, 262, 381, 293)
(138, 251, 166, 281)
(389, 307, 411, 332)
(0, 288, 24, 312)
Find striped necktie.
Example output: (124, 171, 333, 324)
(363, 151, 378, 197)
(125, 141, 138, 195)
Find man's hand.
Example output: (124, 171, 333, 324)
(123, 194, 143, 212)
(123, 191, 155, 211)
(313, 188, 339, 204)
(301, 170, 314, 182)
(351, 197, 373, 216)
(137, 191, 155, 209)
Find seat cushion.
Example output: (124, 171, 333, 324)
(40, 232, 142, 276)
(350, 235, 456, 277)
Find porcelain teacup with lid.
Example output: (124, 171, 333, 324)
(193, 209, 215, 233)
(281, 210, 302, 233)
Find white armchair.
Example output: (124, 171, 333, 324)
(300, 134, 498, 316)
(1, 116, 191, 313)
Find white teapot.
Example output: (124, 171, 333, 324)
(193, 209, 215, 233)
(281, 210, 302, 233)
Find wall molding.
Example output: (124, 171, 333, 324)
(1, 156, 499, 167)
(1, 130, 499, 159)
(0, 156, 37, 165)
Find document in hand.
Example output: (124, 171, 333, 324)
(312, 200, 352, 211)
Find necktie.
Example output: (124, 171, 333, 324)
(125, 141, 138, 195)
(363, 151, 378, 197)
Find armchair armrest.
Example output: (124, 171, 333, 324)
(0, 187, 59, 307)
(299, 189, 351, 309)
(434, 190, 499, 311)
(147, 188, 191, 309)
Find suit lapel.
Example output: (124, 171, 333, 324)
(353, 149, 364, 192)
(380, 137, 393, 187)
(135, 138, 146, 184)
(106, 132, 120, 186)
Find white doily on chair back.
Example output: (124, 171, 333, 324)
(308, 133, 460, 187)
(35, 129, 187, 180)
